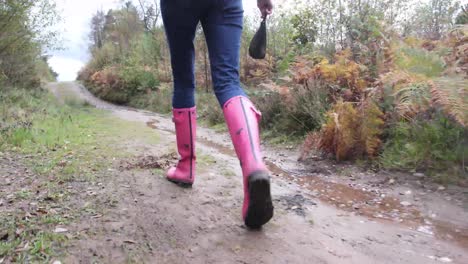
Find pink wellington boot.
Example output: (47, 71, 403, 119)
(167, 107, 196, 186)
(223, 96, 274, 228)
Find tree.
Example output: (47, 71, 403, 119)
(136, 0, 161, 34)
(291, 7, 318, 47)
(411, 0, 461, 39)
(0, 0, 60, 86)
(455, 4, 468, 24)
(99, 3, 143, 55)
(90, 10, 105, 49)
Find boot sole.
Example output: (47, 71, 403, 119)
(245, 171, 274, 229)
(167, 178, 193, 188)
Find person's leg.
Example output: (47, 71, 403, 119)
(161, 0, 200, 185)
(201, 0, 246, 106)
(161, 0, 199, 108)
(201, 0, 273, 228)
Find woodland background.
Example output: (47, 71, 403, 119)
(1, 0, 468, 183)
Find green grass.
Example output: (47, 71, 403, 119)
(1, 86, 161, 182)
(198, 153, 217, 166)
(380, 112, 466, 183)
(15, 190, 32, 200)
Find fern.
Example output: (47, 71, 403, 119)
(393, 82, 431, 121)
(430, 78, 468, 127)
(395, 46, 445, 78)
(317, 99, 383, 161)
(299, 132, 320, 161)
(359, 101, 385, 157)
(292, 49, 369, 102)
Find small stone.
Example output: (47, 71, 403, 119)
(52, 261, 62, 264)
(439, 257, 452, 263)
(417, 225, 433, 235)
(405, 190, 412, 195)
(437, 186, 446, 191)
(400, 201, 411, 207)
(413, 173, 425, 178)
(54, 227, 68, 233)
(291, 206, 299, 210)
(388, 179, 395, 184)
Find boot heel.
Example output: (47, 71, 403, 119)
(245, 171, 274, 228)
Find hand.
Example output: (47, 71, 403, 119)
(257, 0, 273, 18)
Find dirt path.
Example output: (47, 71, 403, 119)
(46, 82, 468, 263)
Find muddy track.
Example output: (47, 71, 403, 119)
(47, 82, 468, 264)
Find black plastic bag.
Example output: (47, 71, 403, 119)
(249, 18, 267, 59)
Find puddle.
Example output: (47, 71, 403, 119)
(276, 194, 317, 217)
(265, 160, 468, 250)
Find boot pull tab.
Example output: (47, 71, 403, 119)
(250, 105, 262, 122)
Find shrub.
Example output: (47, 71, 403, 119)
(128, 84, 172, 114)
(87, 43, 121, 72)
(196, 92, 224, 126)
(253, 91, 287, 131)
(87, 67, 129, 104)
(289, 80, 330, 130)
(119, 64, 159, 94)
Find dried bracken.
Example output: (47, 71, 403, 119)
(429, 78, 467, 127)
(317, 99, 384, 161)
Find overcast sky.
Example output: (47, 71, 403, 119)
(49, 0, 260, 81)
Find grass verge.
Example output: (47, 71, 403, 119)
(0, 86, 160, 262)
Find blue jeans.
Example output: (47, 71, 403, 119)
(161, 0, 247, 108)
